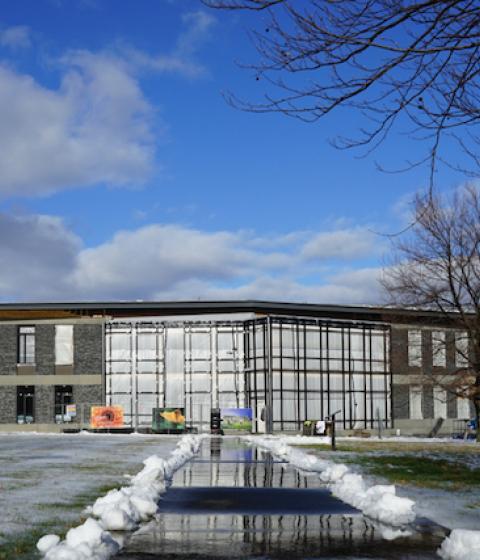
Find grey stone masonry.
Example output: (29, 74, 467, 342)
(36, 385, 55, 423)
(0, 386, 16, 422)
(422, 385, 434, 419)
(74, 324, 103, 375)
(0, 325, 18, 375)
(35, 325, 55, 375)
(392, 384, 409, 419)
(390, 328, 408, 374)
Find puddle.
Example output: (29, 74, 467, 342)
(116, 437, 448, 559)
(160, 486, 359, 515)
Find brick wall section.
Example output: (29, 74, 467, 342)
(390, 327, 407, 374)
(73, 385, 103, 424)
(422, 385, 434, 419)
(35, 385, 55, 423)
(35, 325, 55, 375)
(0, 325, 17, 375)
(74, 324, 103, 375)
(392, 384, 409, 419)
(0, 386, 16, 422)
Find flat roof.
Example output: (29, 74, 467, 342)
(0, 300, 461, 326)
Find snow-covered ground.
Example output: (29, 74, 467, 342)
(251, 436, 480, 560)
(0, 432, 179, 542)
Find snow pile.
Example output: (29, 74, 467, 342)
(37, 434, 204, 560)
(438, 529, 480, 560)
(38, 518, 119, 560)
(247, 436, 416, 527)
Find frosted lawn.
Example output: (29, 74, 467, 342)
(0, 433, 179, 545)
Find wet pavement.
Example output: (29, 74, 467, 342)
(117, 437, 448, 559)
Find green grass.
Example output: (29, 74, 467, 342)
(343, 455, 480, 490)
(0, 482, 120, 560)
(0, 519, 74, 560)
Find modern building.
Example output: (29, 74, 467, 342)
(0, 301, 474, 435)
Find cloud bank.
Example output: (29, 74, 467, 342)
(0, 214, 385, 304)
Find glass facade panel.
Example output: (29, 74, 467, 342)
(106, 317, 391, 431)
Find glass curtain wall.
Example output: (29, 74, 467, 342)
(106, 317, 391, 431)
(105, 321, 245, 429)
(245, 318, 391, 431)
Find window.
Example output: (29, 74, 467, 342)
(455, 332, 469, 368)
(18, 326, 35, 364)
(54, 385, 73, 423)
(432, 331, 446, 367)
(17, 386, 35, 423)
(433, 387, 447, 419)
(409, 386, 423, 419)
(55, 325, 74, 365)
(408, 330, 422, 367)
(457, 396, 471, 419)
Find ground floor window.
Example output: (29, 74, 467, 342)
(54, 385, 73, 423)
(17, 386, 35, 424)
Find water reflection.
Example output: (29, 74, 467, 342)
(117, 438, 445, 559)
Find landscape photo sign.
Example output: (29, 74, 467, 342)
(90, 405, 124, 429)
(220, 408, 253, 432)
(152, 408, 186, 433)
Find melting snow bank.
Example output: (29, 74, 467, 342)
(245, 436, 416, 527)
(37, 434, 205, 560)
(438, 529, 480, 560)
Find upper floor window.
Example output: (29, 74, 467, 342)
(432, 331, 446, 367)
(55, 325, 74, 365)
(455, 331, 469, 368)
(408, 330, 422, 367)
(18, 326, 35, 364)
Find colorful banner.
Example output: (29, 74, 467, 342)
(152, 408, 186, 432)
(90, 405, 124, 429)
(66, 404, 77, 418)
(220, 408, 253, 432)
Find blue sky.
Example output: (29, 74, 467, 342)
(0, 0, 467, 303)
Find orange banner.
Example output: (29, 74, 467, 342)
(90, 405, 124, 429)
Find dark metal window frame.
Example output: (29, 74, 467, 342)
(17, 325, 35, 364)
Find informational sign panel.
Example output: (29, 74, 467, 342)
(90, 405, 124, 429)
(220, 408, 253, 432)
(66, 404, 77, 418)
(152, 408, 186, 433)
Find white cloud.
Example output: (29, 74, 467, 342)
(0, 51, 155, 197)
(0, 26, 30, 49)
(301, 228, 380, 260)
(128, 10, 216, 78)
(0, 212, 80, 299)
(0, 215, 384, 304)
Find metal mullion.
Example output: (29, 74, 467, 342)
(341, 327, 346, 430)
(363, 327, 367, 429)
(368, 329, 375, 429)
(303, 322, 307, 426)
(326, 324, 331, 418)
(295, 322, 301, 428)
(320, 324, 324, 420)
(279, 321, 284, 430)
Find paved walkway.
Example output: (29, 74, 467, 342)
(117, 437, 447, 559)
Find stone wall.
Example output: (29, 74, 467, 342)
(0, 325, 17, 375)
(74, 324, 103, 375)
(0, 386, 16, 422)
(35, 325, 55, 375)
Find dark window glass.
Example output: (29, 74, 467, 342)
(18, 326, 35, 364)
(17, 386, 35, 423)
(54, 385, 74, 423)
